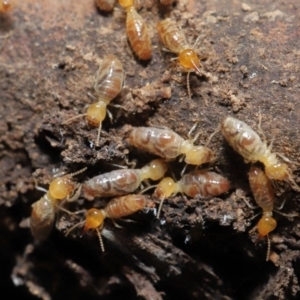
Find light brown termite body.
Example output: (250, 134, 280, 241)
(157, 18, 201, 73)
(30, 169, 85, 240)
(88, 55, 124, 126)
(155, 171, 230, 218)
(119, 0, 152, 60)
(82, 159, 168, 199)
(63, 55, 124, 146)
(0, 0, 11, 12)
(96, 0, 116, 11)
(221, 116, 289, 181)
(128, 127, 215, 166)
(248, 166, 276, 240)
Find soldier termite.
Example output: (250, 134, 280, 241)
(66, 194, 146, 251)
(153, 170, 230, 218)
(157, 18, 204, 98)
(221, 116, 300, 189)
(96, 0, 116, 11)
(0, 0, 11, 13)
(30, 168, 86, 240)
(128, 126, 216, 167)
(118, 0, 152, 60)
(63, 55, 124, 146)
(82, 159, 168, 200)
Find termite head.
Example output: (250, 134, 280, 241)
(118, 0, 134, 8)
(86, 102, 107, 127)
(49, 176, 75, 200)
(257, 213, 277, 240)
(0, 0, 12, 13)
(147, 159, 168, 181)
(182, 143, 216, 165)
(179, 49, 201, 73)
(265, 163, 288, 181)
(154, 177, 177, 199)
(83, 208, 106, 233)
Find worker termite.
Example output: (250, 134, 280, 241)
(128, 126, 216, 167)
(157, 18, 204, 98)
(0, 0, 11, 13)
(154, 170, 230, 218)
(66, 194, 146, 251)
(221, 116, 300, 189)
(96, 0, 116, 11)
(30, 168, 86, 240)
(118, 0, 152, 60)
(248, 166, 277, 261)
(82, 159, 168, 199)
(63, 55, 124, 146)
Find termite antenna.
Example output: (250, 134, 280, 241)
(140, 184, 156, 194)
(69, 167, 87, 178)
(95, 228, 105, 252)
(187, 71, 192, 99)
(266, 234, 271, 261)
(95, 122, 102, 147)
(65, 220, 86, 236)
(157, 198, 165, 219)
(62, 113, 87, 125)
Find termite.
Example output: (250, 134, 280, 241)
(118, 0, 152, 60)
(248, 166, 276, 261)
(221, 116, 299, 188)
(0, 0, 11, 12)
(63, 55, 124, 146)
(154, 170, 230, 218)
(83, 159, 168, 199)
(128, 126, 216, 166)
(96, 0, 116, 11)
(30, 168, 86, 240)
(157, 18, 203, 98)
(66, 194, 146, 251)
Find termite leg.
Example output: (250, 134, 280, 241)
(33, 179, 48, 193)
(65, 220, 86, 236)
(204, 125, 221, 147)
(241, 195, 257, 210)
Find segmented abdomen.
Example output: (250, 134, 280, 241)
(180, 170, 230, 197)
(248, 166, 274, 212)
(82, 169, 141, 198)
(104, 194, 146, 218)
(128, 127, 183, 159)
(157, 18, 188, 54)
(221, 116, 266, 162)
(126, 7, 152, 60)
(94, 55, 124, 103)
(30, 196, 55, 240)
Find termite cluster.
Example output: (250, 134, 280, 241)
(29, 1, 300, 262)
